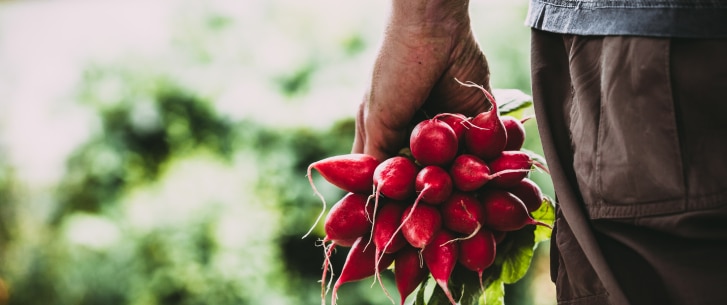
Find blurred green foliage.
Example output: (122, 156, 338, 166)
(0, 1, 554, 305)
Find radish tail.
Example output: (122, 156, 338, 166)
(305, 165, 327, 239)
(454, 78, 498, 109)
(520, 115, 535, 124)
(531, 219, 553, 229)
(320, 242, 336, 305)
(437, 278, 458, 305)
(533, 160, 550, 175)
(489, 168, 532, 179)
(478, 270, 485, 297)
(365, 186, 382, 250)
(442, 223, 481, 246)
(372, 248, 395, 305)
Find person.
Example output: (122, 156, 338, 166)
(351, 1, 727, 304)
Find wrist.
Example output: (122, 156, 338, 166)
(389, 0, 471, 37)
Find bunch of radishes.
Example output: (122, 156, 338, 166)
(306, 82, 551, 305)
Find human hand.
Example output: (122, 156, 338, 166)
(352, 0, 492, 161)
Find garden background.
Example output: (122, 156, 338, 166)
(0, 0, 555, 304)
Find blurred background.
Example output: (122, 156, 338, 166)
(0, 0, 555, 304)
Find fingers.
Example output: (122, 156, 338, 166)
(351, 102, 366, 155)
(353, 97, 409, 162)
(352, 11, 491, 161)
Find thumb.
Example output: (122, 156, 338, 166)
(352, 97, 409, 162)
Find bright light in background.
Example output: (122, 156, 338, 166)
(0, 0, 174, 185)
(0, 0, 388, 186)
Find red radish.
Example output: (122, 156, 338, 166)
(380, 166, 449, 268)
(422, 230, 459, 305)
(324, 193, 375, 247)
(458, 229, 497, 290)
(306, 153, 379, 237)
(501, 115, 526, 151)
(379, 165, 449, 248)
(409, 118, 458, 166)
(370, 156, 418, 248)
(480, 189, 550, 232)
(487, 151, 533, 188)
(373, 156, 418, 201)
(434, 112, 469, 145)
(507, 178, 544, 212)
(394, 246, 429, 305)
(371, 201, 407, 301)
(440, 191, 485, 236)
(414, 165, 453, 205)
(330, 236, 394, 305)
(458, 82, 507, 161)
(401, 204, 442, 248)
(449, 154, 530, 192)
(449, 154, 494, 191)
(464, 110, 507, 160)
(308, 153, 379, 194)
(373, 201, 408, 254)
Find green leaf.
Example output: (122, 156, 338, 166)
(415, 277, 430, 305)
(498, 226, 536, 284)
(450, 265, 486, 305)
(532, 196, 556, 243)
(484, 279, 505, 305)
(494, 89, 533, 115)
(427, 281, 453, 305)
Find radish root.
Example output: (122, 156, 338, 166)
(305, 166, 327, 239)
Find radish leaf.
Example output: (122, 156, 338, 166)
(499, 226, 536, 284)
(533, 196, 555, 243)
(495, 89, 533, 115)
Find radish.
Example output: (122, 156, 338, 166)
(435, 113, 469, 144)
(330, 236, 394, 305)
(401, 204, 442, 248)
(306, 153, 379, 237)
(378, 165, 449, 275)
(371, 201, 408, 302)
(501, 115, 526, 151)
(373, 156, 418, 201)
(449, 154, 530, 192)
(458, 81, 507, 161)
(480, 189, 550, 232)
(458, 229, 497, 291)
(449, 154, 494, 192)
(372, 201, 407, 291)
(373, 201, 408, 254)
(507, 178, 544, 212)
(440, 191, 485, 236)
(487, 150, 533, 188)
(422, 230, 459, 305)
(394, 246, 429, 305)
(409, 117, 459, 166)
(324, 193, 375, 247)
(307, 153, 379, 194)
(414, 165, 453, 205)
(369, 156, 418, 248)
